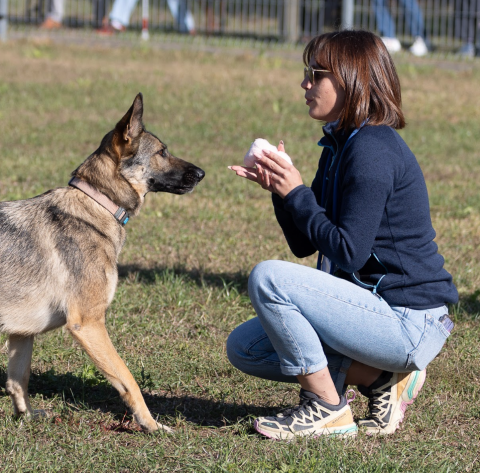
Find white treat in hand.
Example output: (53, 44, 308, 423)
(244, 138, 293, 167)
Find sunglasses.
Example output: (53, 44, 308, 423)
(304, 66, 330, 84)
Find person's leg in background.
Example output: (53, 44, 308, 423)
(40, 0, 64, 29)
(109, 0, 138, 30)
(455, 0, 477, 56)
(96, 0, 136, 34)
(400, 0, 430, 55)
(92, 0, 107, 28)
(167, 0, 196, 34)
(373, 0, 402, 53)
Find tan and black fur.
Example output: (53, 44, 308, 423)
(0, 93, 204, 433)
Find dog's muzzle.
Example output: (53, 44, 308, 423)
(183, 167, 205, 186)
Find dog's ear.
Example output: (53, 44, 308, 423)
(112, 93, 144, 162)
(116, 93, 144, 143)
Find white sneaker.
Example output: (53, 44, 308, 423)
(409, 36, 429, 57)
(381, 37, 402, 53)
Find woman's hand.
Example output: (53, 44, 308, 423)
(229, 141, 303, 198)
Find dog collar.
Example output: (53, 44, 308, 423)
(68, 177, 130, 226)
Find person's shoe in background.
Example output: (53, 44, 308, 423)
(409, 36, 429, 56)
(39, 17, 62, 30)
(457, 42, 475, 58)
(96, 19, 126, 36)
(381, 37, 402, 53)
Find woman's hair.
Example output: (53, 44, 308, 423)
(303, 30, 405, 130)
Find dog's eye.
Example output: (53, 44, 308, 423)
(160, 149, 168, 158)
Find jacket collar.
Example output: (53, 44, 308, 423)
(318, 119, 352, 154)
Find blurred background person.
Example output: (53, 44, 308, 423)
(97, 0, 195, 34)
(373, 0, 430, 56)
(455, 0, 479, 57)
(39, 0, 64, 29)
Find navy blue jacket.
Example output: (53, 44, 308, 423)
(272, 121, 458, 309)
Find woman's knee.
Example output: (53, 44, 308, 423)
(226, 325, 243, 368)
(248, 260, 289, 302)
(227, 321, 258, 370)
(226, 317, 271, 370)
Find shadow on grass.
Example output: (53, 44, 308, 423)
(455, 291, 480, 319)
(0, 369, 272, 428)
(118, 263, 250, 294)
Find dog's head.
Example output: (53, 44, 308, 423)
(74, 93, 205, 216)
(113, 93, 205, 196)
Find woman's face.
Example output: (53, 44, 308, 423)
(301, 56, 346, 122)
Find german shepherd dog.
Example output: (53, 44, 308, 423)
(0, 93, 204, 433)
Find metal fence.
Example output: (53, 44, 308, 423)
(2, 0, 480, 54)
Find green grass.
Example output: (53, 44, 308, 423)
(0, 39, 479, 472)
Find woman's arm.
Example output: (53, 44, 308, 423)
(272, 193, 316, 258)
(283, 141, 395, 273)
(229, 137, 393, 270)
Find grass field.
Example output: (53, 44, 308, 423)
(0, 37, 479, 472)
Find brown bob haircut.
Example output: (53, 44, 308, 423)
(303, 30, 405, 130)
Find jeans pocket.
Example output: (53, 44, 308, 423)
(405, 313, 449, 371)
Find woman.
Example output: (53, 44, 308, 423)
(227, 30, 458, 440)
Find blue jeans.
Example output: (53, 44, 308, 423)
(374, 0, 426, 38)
(110, 0, 195, 31)
(227, 260, 450, 394)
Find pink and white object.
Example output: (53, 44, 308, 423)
(244, 138, 293, 167)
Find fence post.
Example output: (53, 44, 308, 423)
(284, 0, 300, 43)
(341, 0, 354, 30)
(0, 0, 7, 42)
(141, 0, 149, 40)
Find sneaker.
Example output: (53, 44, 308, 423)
(381, 37, 402, 53)
(357, 369, 426, 435)
(254, 389, 358, 440)
(39, 17, 62, 30)
(409, 36, 429, 57)
(96, 20, 126, 36)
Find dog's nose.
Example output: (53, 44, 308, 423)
(183, 166, 205, 186)
(194, 168, 205, 182)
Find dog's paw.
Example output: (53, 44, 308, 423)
(140, 419, 174, 434)
(155, 422, 174, 434)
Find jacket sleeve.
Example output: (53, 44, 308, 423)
(281, 141, 396, 273)
(272, 192, 316, 258)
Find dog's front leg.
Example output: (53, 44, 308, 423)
(6, 334, 34, 417)
(66, 315, 172, 434)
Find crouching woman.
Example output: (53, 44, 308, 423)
(227, 30, 458, 440)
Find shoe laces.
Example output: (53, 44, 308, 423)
(365, 385, 389, 419)
(278, 392, 320, 420)
(279, 390, 355, 420)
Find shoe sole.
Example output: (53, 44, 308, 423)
(364, 369, 426, 436)
(254, 420, 358, 440)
